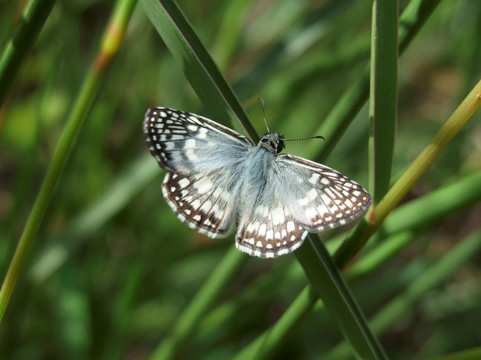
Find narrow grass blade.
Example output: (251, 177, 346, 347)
(140, 0, 258, 141)
(369, 0, 398, 202)
(327, 228, 481, 359)
(0, 0, 137, 322)
(373, 79, 481, 225)
(302, 0, 442, 161)
(0, 0, 56, 107)
(232, 286, 318, 360)
(336, 79, 481, 268)
(150, 247, 247, 360)
(296, 237, 388, 359)
(381, 170, 481, 236)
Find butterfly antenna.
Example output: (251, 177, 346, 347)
(284, 135, 326, 142)
(258, 97, 270, 133)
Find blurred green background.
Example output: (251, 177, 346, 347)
(1, 0, 480, 359)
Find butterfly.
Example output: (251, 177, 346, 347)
(143, 106, 371, 258)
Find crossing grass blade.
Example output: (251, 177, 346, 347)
(0, 0, 137, 322)
(140, 0, 258, 142)
(369, 0, 398, 202)
(327, 229, 481, 359)
(335, 78, 481, 269)
(302, 0, 442, 162)
(0, 0, 56, 107)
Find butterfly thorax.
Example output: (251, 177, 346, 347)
(258, 132, 285, 154)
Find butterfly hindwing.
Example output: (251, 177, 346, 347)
(235, 197, 308, 258)
(162, 171, 240, 237)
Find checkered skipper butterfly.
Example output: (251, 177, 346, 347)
(144, 106, 371, 258)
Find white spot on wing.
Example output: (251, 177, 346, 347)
(309, 173, 321, 184)
(186, 149, 198, 160)
(266, 229, 274, 240)
(195, 178, 213, 194)
(307, 188, 318, 200)
(178, 178, 190, 188)
(259, 224, 266, 236)
(287, 221, 295, 232)
(198, 128, 208, 139)
(272, 207, 285, 225)
(185, 139, 196, 149)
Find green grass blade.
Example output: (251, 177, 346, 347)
(373, 79, 481, 224)
(336, 78, 481, 268)
(232, 286, 318, 360)
(103, 261, 144, 360)
(0, 0, 56, 107)
(302, 0, 441, 162)
(426, 346, 481, 360)
(0, 0, 137, 322)
(381, 170, 481, 236)
(150, 247, 247, 360)
(327, 228, 481, 359)
(369, 0, 398, 201)
(140, 0, 258, 141)
(296, 238, 388, 359)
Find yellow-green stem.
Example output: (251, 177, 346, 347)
(0, 0, 137, 323)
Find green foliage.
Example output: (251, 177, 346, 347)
(1, 0, 480, 359)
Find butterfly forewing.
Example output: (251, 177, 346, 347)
(144, 107, 252, 173)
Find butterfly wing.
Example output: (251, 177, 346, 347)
(162, 170, 244, 237)
(235, 198, 309, 258)
(144, 107, 253, 237)
(235, 154, 371, 258)
(144, 107, 253, 173)
(276, 154, 371, 231)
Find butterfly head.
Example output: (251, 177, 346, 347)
(259, 132, 285, 154)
